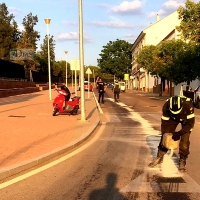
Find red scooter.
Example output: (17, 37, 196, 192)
(52, 89, 80, 116)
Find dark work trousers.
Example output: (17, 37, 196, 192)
(158, 132, 191, 158)
(65, 94, 71, 102)
(114, 91, 120, 102)
(98, 92, 104, 103)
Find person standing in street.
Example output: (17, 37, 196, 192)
(97, 77, 106, 104)
(113, 81, 120, 102)
(148, 95, 195, 173)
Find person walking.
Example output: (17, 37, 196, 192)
(148, 95, 195, 173)
(97, 77, 106, 104)
(113, 81, 120, 102)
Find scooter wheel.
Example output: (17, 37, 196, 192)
(53, 108, 58, 116)
(73, 105, 79, 115)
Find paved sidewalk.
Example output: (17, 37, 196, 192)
(0, 88, 100, 181)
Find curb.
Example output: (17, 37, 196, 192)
(0, 112, 100, 182)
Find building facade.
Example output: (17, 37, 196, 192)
(130, 11, 181, 94)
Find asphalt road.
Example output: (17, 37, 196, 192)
(1, 88, 200, 200)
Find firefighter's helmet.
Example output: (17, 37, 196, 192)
(168, 95, 183, 114)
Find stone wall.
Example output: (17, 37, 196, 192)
(0, 80, 36, 89)
(0, 81, 39, 98)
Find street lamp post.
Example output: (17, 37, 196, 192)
(65, 51, 68, 86)
(44, 18, 52, 100)
(79, 0, 85, 121)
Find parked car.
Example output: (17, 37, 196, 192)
(118, 81, 126, 92)
(84, 81, 93, 91)
(111, 81, 126, 92)
(181, 84, 200, 108)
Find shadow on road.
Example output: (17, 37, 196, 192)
(88, 173, 125, 200)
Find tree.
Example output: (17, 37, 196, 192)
(97, 39, 132, 80)
(0, 3, 20, 60)
(136, 45, 157, 76)
(20, 12, 40, 50)
(137, 40, 200, 86)
(16, 13, 40, 70)
(176, 0, 200, 43)
(34, 53, 48, 73)
(171, 42, 200, 85)
(40, 35, 56, 61)
(51, 61, 61, 77)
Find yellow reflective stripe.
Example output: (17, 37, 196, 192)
(161, 116, 170, 120)
(178, 96, 180, 109)
(186, 98, 190, 101)
(170, 97, 172, 109)
(187, 113, 195, 119)
(170, 107, 182, 114)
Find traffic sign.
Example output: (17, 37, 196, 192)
(70, 60, 80, 70)
(86, 68, 92, 74)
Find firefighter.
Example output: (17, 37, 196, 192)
(113, 81, 120, 102)
(148, 95, 195, 172)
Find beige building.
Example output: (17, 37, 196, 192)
(130, 11, 181, 94)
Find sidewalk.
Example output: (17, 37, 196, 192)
(0, 88, 100, 181)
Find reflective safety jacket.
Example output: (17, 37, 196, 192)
(114, 82, 120, 92)
(161, 96, 195, 135)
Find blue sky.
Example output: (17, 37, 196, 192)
(4, 0, 198, 66)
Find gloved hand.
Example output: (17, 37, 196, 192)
(172, 132, 181, 141)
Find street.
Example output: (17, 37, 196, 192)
(1, 88, 200, 199)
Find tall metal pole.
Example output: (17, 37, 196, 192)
(79, 0, 85, 121)
(65, 51, 68, 86)
(72, 70, 73, 88)
(44, 18, 51, 100)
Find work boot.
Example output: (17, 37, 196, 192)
(148, 150, 164, 168)
(179, 156, 187, 173)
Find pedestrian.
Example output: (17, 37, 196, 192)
(148, 95, 195, 173)
(97, 77, 107, 104)
(113, 81, 120, 102)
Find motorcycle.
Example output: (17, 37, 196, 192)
(52, 89, 80, 116)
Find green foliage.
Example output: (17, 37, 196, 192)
(34, 53, 48, 73)
(176, 0, 200, 43)
(136, 39, 200, 85)
(51, 61, 61, 76)
(97, 39, 132, 80)
(21, 13, 40, 50)
(40, 35, 56, 61)
(136, 45, 157, 75)
(0, 3, 20, 60)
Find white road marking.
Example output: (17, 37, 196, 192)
(0, 124, 106, 189)
(148, 113, 161, 121)
(120, 169, 200, 193)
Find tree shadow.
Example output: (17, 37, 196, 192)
(88, 173, 125, 200)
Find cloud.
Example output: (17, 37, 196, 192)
(57, 32, 92, 43)
(97, 3, 110, 8)
(148, 0, 184, 18)
(63, 20, 77, 26)
(162, 0, 184, 12)
(8, 6, 23, 17)
(124, 33, 138, 41)
(90, 20, 135, 29)
(148, 10, 166, 18)
(109, 0, 144, 15)
(18, 25, 24, 32)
